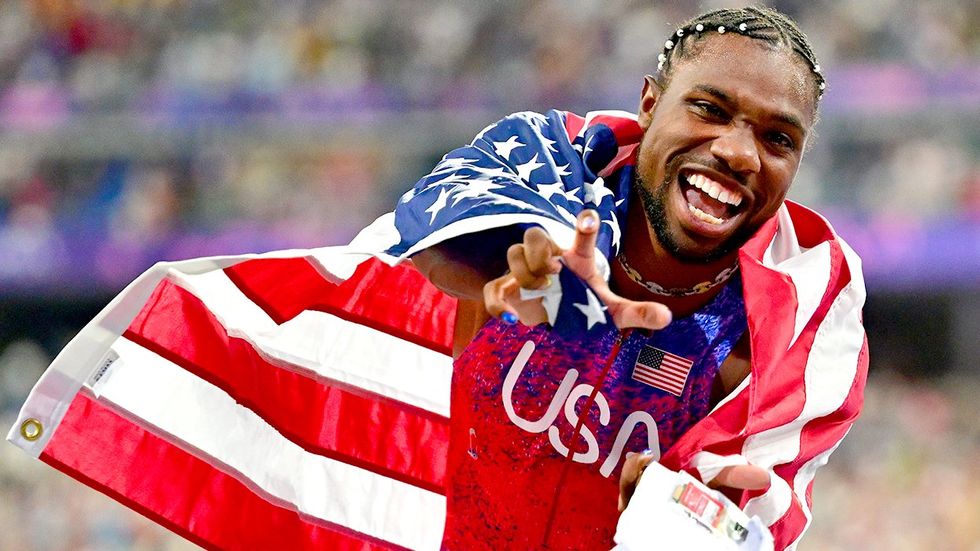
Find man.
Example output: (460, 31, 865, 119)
(7, 6, 865, 551)
(393, 6, 867, 550)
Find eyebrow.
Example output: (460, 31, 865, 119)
(692, 84, 807, 137)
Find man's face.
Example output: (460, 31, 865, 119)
(634, 33, 816, 263)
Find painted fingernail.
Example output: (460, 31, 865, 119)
(641, 448, 654, 456)
(580, 212, 598, 230)
(501, 311, 518, 324)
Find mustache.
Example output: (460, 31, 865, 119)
(665, 155, 746, 187)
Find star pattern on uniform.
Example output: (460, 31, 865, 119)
(424, 188, 451, 224)
(515, 153, 545, 182)
(493, 136, 525, 160)
(573, 288, 607, 329)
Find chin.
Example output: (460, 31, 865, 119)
(635, 173, 745, 264)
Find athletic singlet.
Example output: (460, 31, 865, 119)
(442, 274, 747, 550)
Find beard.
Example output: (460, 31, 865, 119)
(633, 169, 749, 264)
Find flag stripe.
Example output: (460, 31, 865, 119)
(125, 279, 450, 493)
(224, 257, 457, 356)
(95, 337, 446, 550)
(43, 391, 405, 551)
(633, 368, 687, 386)
(632, 373, 684, 393)
(172, 269, 454, 417)
(634, 370, 685, 383)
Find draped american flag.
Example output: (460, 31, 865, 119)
(8, 110, 868, 550)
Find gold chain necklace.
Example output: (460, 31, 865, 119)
(617, 253, 739, 298)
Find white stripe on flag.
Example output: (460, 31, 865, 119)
(742, 276, 865, 526)
(96, 337, 447, 550)
(171, 269, 454, 416)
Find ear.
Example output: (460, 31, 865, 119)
(637, 75, 663, 130)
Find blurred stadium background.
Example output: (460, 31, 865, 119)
(0, 1, 977, 549)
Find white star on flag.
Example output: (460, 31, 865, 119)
(424, 188, 451, 224)
(450, 178, 506, 206)
(583, 135, 596, 155)
(583, 177, 615, 206)
(555, 163, 572, 178)
(536, 181, 566, 201)
(540, 134, 558, 152)
(573, 288, 607, 329)
(515, 153, 545, 182)
(603, 219, 622, 249)
(493, 136, 525, 160)
(429, 156, 480, 176)
(564, 189, 584, 205)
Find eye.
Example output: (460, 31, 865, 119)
(691, 100, 729, 121)
(764, 130, 796, 151)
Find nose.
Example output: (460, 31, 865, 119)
(710, 126, 761, 175)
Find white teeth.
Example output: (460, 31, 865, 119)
(688, 204, 725, 225)
(684, 172, 743, 206)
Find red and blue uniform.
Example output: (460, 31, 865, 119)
(443, 274, 747, 549)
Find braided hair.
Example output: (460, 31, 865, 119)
(656, 6, 825, 103)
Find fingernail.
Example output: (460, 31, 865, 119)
(641, 448, 654, 457)
(580, 211, 597, 230)
(501, 311, 518, 324)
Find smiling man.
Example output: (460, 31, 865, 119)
(3, 5, 868, 551)
(391, 5, 866, 551)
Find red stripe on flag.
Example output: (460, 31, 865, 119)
(588, 114, 644, 144)
(664, 214, 852, 469)
(42, 391, 405, 551)
(224, 257, 456, 356)
(767, 338, 869, 550)
(125, 279, 449, 494)
(563, 111, 586, 142)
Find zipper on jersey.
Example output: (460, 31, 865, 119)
(541, 328, 634, 548)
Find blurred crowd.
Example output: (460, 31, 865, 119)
(0, 0, 977, 292)
(1, 3, 979, 549)
(1, 338, 977, 550)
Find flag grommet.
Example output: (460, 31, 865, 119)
(20, 418, 43, 441)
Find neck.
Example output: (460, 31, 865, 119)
(612, 196, 739, 316)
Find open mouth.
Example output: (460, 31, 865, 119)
(679, 170, 744, 226)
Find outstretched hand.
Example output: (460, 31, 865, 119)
(483, 210, 672, 330)
(617, 451, 771, 512)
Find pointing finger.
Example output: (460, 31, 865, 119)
(566, 210, 600, 266)
(604, 296, 673, 330)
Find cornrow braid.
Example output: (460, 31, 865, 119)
(656, 6, 825, 102)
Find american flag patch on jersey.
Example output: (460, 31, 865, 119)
(632, 345, 694, 397)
